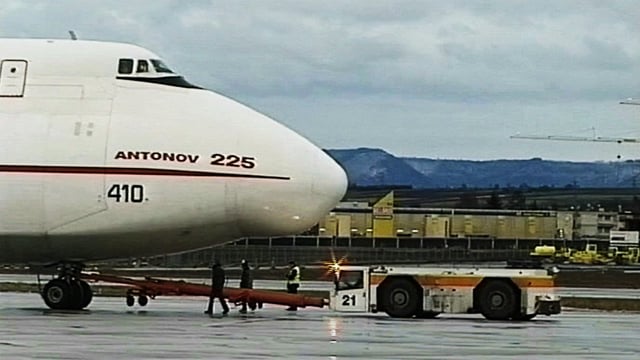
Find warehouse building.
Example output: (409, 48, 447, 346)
(316, 192, 621, 240)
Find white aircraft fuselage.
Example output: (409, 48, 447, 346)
(0, 39, 347, 264)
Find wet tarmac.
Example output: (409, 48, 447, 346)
(1, 292, 639, 359)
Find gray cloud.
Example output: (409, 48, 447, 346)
(1, 1, 639, 160)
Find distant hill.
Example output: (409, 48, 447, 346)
(327, 148, 640, 189)
(326, 148, 435, 188)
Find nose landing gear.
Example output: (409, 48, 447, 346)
(40, 262, 93, 310)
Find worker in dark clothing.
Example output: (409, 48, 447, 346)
(205, 260, 229, 316)
(285, 260, 300, 311)
(239, 259, 254, 314)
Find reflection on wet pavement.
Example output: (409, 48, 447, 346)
(1, 293, 639, 359)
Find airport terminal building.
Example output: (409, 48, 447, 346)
(150, 191, 636, 267)
(315, 192, 625, 241)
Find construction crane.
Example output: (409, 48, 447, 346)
(620, 98, 640, 106)
(511, 98, 640, 145)
(509, 134, 640, 143)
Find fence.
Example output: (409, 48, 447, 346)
(149, 236, 610, 268)
(233, 236, 606, 250)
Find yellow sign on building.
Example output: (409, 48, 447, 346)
(373, 191, 394, 237)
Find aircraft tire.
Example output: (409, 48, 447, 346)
(138, 295, 148, 307)
(42, 279, 72, 310)
(381, 278, 420, 318)
(79, 280, 93, 309)
(68, 280, 86, 310)
(477, 280, 517, 320)
(126, 294, 135, 307)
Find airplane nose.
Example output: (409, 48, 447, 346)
(233, 140, 347, 237)
(312, 149, 348, 207)
(260, 148, 346, 235)
(224, 99, 348, 237)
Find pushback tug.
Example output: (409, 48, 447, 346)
(81, 263, 561, 321)
(330, 265, 561, 320)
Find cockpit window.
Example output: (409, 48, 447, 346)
(118, 59, 133, 74)
(151, 59, 174, 73)
(137, 60, 149, 73)
(116, 58, 201, 89)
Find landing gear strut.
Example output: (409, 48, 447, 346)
(41, 262, 93, 310)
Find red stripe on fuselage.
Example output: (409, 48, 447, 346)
(0, 165, 290, 180)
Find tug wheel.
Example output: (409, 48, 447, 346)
(477, 280, 517, 320)
(381, 278, 420, 318)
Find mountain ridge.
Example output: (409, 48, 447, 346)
(327, 148, 640, 189)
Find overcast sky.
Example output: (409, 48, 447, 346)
(2, 1, 640, 161)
